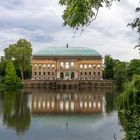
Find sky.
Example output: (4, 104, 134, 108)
(0, 0, 139, 61)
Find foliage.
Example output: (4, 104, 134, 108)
(59, 0, 119, 30)
(0, 56, 6, 77)
(127, 59, 140, 80)
(4, 60, 18, 85)
(119, 111, 140, 140)
(117, 75, 140, 140)
(117, 75, 140, 111)
(103, 55, 114, 79)
(4, 39, 32, 80)
(113, 62, 127, 89)
(128, 7, 140, 52)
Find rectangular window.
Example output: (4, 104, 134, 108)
(80, 64, 83, 68)
(71, 62, 74, 66)
(98, 64, 100, 69)
(44, 72, 46, 75)
(66, 62, 69, 69)
(34, 64, 37, 70)
(48, 72, 50, 75)
(89, 64, 91, 68)
(48, 64, 50, 69)
(34, 72, 36, 75)
(39, 72, 41, 75)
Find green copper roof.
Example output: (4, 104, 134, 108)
(33, 47, 101, 57)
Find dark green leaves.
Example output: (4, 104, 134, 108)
(59, 0, 113, 30)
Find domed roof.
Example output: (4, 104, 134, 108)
(33, 47, 101, 57)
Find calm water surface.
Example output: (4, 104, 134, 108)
(0, 88, 124, 140)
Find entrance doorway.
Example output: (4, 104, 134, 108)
(60, 72, 64, 79)
(71, 72, 75, 80)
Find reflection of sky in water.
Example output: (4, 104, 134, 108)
(0, 112, 123, 140)
(0, 89, 124, 140)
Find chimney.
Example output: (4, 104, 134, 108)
(66, 44, 68, 48)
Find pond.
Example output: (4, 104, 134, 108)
(0, 88, 124, 140)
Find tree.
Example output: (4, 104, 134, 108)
(103, 55, 114, 79)
(4, 39, 32, 80)
(117, 75, 140, 140)
(127, 59, 140, 80)
(128, 7, 140, 53)
(4, 60, 18, 85)
(59, 0, 119, 31)
(0, 56, 6, 77)
(113, 62, 127, 89)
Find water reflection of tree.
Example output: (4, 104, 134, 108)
(105, 89, 119, 113)
(2, 91, 31, 134)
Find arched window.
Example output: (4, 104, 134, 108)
(60, 72, 64, 79)
(66, 62, 69, 69)
(71, 72, 75, 79)
(39, 64, 42, 70)
(93, 64, 96, 70)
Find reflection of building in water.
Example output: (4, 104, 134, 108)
(32, 90, 104, 114)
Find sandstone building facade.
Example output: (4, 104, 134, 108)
(32, 47, 103, 80)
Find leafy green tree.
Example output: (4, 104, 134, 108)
(4, 60, 18, 85)
(128, 7, 140, 52)
(113, 62, 127, 89)
(0, 56, 6, 77)
(59, 0, 120, 30)
(4, 39, 32, 80)
(117, 75, 140, 140)
(103, 55, 114, 79)
(127, 59, 140, 80)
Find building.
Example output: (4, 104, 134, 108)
(32, 47, 103, 80)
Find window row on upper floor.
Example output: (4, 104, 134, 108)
(60, 62, 75, 66)
(34, 64, 55, 69)
(79, 64, 101, 69)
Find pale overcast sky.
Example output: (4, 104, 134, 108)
(0, 0, 139, 61)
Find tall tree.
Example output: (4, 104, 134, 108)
(117, 75, 140, 140)
(127, 59, 140, 80)
(103, 55, 114, 79)
(4, 39, 32, 80)
(4, 60, 18, 85)
(113, 62, 127, 89)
